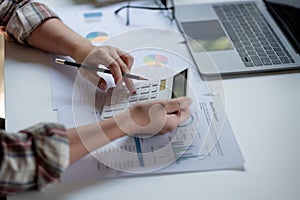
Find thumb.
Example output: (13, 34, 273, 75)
(79, 69, 107, 90)
(162, 97, 192, 114)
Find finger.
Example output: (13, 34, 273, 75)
(160, 115, 181, 134)
(113, 50, 135, 93)
(177, 107, 191, 123)
(123, 78, 136, 94)
(114, 56, 129, 73)
(113, 56, 136, 93)
(79, 69, 107, 90)
(79, 69, 99, 85)
(159, 108, 191, 135)
(107, 59, 123, 84)
(116, 48, 134, 70)
(108, 47, 129, 73)
(93, 47, 123, 83)
(160, 97, 192, 114)
(97, 77, 107, 90)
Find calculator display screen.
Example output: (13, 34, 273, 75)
(171, 69, 188, 98)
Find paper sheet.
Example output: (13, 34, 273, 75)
(62, 94, 244, 181)
(49, 2, 244, 181)
(54, 2, 178, 46)
(51, 48, 244, 181)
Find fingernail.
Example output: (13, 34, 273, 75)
(98, 80, 107, 90)
(182, 97, 192, 107)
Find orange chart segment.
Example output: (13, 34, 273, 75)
(143, 54, 168, 66)
(86, 32, 108, 43)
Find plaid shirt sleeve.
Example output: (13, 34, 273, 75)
(0, 123, 70, 196)
(0, 0, 59, 44)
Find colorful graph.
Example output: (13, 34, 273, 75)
(83, 12, 103, 22)
(143, 54, 168, 66)
(86, 31, 108, 43)
(171, 141, 199, 163)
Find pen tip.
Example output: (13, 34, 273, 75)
(139, 77, 148, 80)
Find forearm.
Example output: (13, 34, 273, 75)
(0, 123, 69, 195)
(0, 0, 93, 62)
(68, 118, 126, 164)
(67, 96, 193, 164)
(26, 18, 94, 62)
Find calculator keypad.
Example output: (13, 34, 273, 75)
(102, 82, 159, 119)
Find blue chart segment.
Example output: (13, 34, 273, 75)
(172, 141, 199, 163)
(134, 137, 144, 167)
(83, 12, 103, 22)
(84, 12, 103, 18)
(86, 31, 108, 43)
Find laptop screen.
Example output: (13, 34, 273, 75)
(264, 0, 300, 54)
(265, 0, 300, 8)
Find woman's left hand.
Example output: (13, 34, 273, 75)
(78, 46, 136, 93)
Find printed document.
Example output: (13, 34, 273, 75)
(49, 3, 244, 181)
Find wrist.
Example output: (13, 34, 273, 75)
(69, 39, 95, 63)
(100, 117, 128, 139)
(111, 111, 138, 136)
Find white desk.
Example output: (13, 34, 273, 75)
(5, 0, 300, 199)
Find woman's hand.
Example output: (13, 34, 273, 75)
(113, 97, 192, 136)
(24, 18, 135, 93)
(68, 97, 192, 163)
(78, 46, 136, 93)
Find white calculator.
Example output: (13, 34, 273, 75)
(101, 68, 189, 119)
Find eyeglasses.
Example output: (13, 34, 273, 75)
(115, 0, 175, 25)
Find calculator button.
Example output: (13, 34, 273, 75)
(129, 96, 138, 102)
(141, 83, 151, 88)
(128, 102, 136, 106)
(102, 111, 113, 119)
(150, 93, 157, 99)
(151, 86, 158, 92)
(140, 88, 150, 94)
(103, 106, 113, 112)
(139, 94, 149, 100)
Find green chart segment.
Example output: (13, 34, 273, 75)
(143, 54, 168, 66)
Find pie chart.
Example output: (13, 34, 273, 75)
(143, 54, 168, 66)
(86, 31, 108, 43)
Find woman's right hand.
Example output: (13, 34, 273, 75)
(68, 97, 192, 163)
(113, 97, 192, 136)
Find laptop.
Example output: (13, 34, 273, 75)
(175, 0, 300, 75)
(101, 68, 190, 120)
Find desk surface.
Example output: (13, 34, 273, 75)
(6, 0, 300, 199)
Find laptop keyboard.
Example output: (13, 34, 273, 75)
(213, 3, 295, 67)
